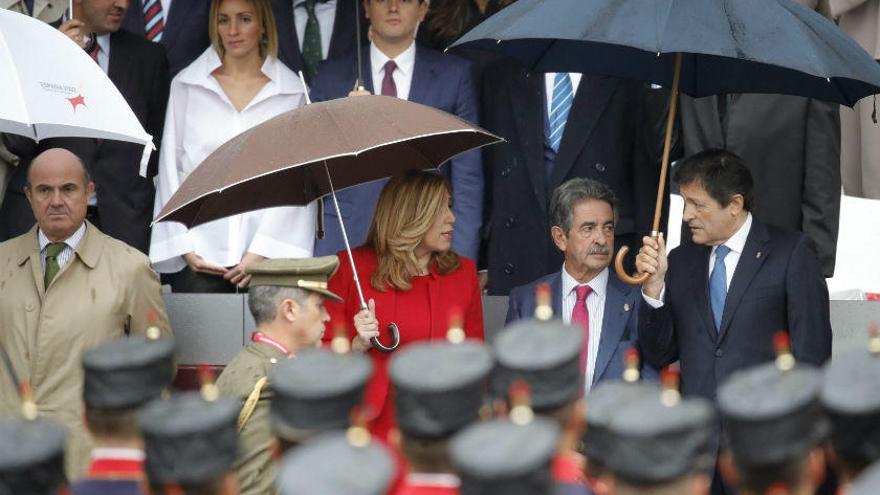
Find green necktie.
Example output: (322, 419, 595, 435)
(44, 242, 66, 288)
(302, 0, 323, 83)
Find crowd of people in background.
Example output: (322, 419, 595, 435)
(0, 0, 879, 494)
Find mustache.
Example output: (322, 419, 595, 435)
(588, 245, 610, 255)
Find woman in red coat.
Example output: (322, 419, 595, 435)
(326, 171, 484, 441)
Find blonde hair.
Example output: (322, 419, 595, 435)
(366, 171, 460, 291)
(208, 0, 279, 61)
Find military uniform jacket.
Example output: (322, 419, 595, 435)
(216, 340, 287, 495)
(0, 223, 171, 479)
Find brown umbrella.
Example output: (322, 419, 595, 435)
(154, 95, 502, 352)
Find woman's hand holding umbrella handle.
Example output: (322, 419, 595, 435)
(633, 234, 667, 299)
(352, 298, 380, 352)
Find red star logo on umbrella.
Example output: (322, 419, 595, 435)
(67, 94, 87, 111)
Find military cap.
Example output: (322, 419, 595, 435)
(490, 319, 582, 411)
(270, 348, 373, 441)
(451, 415, 560, 495)
(583, 380, 660, 466)
(82, 335, 175, 409)
(390, 339, 493, 438)
(247, 256, 342, 301)
(0, 418, 66, 494)
(140, 392, 239, 485)
(718, 361, 828, 466)
(604, 391, 716, 484)
(849, 460, 880, 495)
(820, 345, 880, 465)
(276, 431, 396, 495)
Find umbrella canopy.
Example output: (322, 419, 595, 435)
(452, 0, 880, 107)
(0, 9, 154, 149)
(154, 95, 502, 228)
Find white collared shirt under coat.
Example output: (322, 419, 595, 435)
(369, 41, 416, 100)
(561, 265, 608, 392)
(150, 48, 316, 273)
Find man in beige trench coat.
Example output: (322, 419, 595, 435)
(0, 148, 170, 480)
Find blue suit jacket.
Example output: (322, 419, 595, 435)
(638, 218, 832, 400)
(122, 0, 211, 78)
(310, 44, 484, 262)
(506, 269, 658, 385)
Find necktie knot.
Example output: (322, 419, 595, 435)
(715, 245, 731, 263)
(575, 284, 592, 303)
(46, 242, 66, 258)
(384, 60, 397, 75)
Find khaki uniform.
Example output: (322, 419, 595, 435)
(216, 341, 287, 495)
(0, 222, 171, 479)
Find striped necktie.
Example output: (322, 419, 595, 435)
(143, 0, 165, 42)
(549, 73, 573, 153)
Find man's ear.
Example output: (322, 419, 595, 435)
(727, 193, 744, 216)
(86, 181, 95, 198)
(718, 451, 739, 488)
(23, 186, 32, 205)
(551, 226, 568, 253)
(279, 298, 300, 324)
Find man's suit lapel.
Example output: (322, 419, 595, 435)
(548, 77, 618, 191)
(690, 245, 717, 342)
(101, 32, 134, 151)
(550, 272, 563, 319)
(593, 274, 633, 384)
(162, 0, 186, 49)
(509, 69, 549, 213)
(717, 220, 771, 343)
(361, 46, 374, 93)
(408, 45, 434, 105)
(328, 0, 353, 58)
(276, 0, 305, 71)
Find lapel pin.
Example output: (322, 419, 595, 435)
(623, 303, 631, 312)
(756, 251, 762, 259)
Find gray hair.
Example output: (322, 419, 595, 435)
(248, 285, 311, 326)
(549, 178, 618, 233)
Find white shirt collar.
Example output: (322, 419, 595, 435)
(177, 48, 306, 102)
(90, 447, 146, 461)
(405, 473, 461, 488)
(38, 222, 86, 252)
(94, 33, 110, 53)
(714, 212, 752, 255)
(370, 41, 416, 80)
(561, 264, 609, 300)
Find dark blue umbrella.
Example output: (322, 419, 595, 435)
(452, 0, 880, 284)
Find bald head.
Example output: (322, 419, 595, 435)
(24, 148, 94, 242)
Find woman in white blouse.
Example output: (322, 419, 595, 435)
(150, 0, 315, 292)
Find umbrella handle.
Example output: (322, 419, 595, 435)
(614, 246, 650, 285)
(370, 323, 401, 354)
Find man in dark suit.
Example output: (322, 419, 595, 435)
(481, 58, 668, 295)
(679, 93, 841, 278)
(121, 0, 211, 77)
(271, 0, 367, 83)
(310, 0, 483, 263)
(506, 178, 656, 389)
(635, 149, 832, 402)
(0, 0, 169, 254)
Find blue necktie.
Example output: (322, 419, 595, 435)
(549, 73, 573, 153)
(709, 245, 731, 331)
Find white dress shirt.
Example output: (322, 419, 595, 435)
(370, 41, 416, 101)
(150, 48, 316, 273)
(38, 222, 86, 271)
(642, 213, 753, 308)
(544, 72, 582, 116)
(293, 0, 337, 59)
(561, 265, 608, 391)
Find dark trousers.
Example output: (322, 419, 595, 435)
(170, 266, 244, 294)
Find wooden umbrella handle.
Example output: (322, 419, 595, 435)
(614, 53, 682, 286)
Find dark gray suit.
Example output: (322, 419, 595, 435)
(679, 94, 841, 277)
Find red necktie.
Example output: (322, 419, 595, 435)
(381, 60, 397, 97)
(86, 35, 99, 64)
(572, 285, 592, 378)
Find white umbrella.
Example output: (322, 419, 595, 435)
(0, 8, 154, 171)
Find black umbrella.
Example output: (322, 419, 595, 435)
(453, 0, 880, 284)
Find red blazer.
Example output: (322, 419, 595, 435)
(326, 247, 484, 438)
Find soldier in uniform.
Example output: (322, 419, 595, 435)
(717, 340, 829, 495)
(389, 324, 494, 495)
(490, 313, 588, 491)
(140, 390, 240, 495)
(450, 383, 561, 495)
(276, 421, 397, 495)
(270, 344, 373, 453)
(215, 256, 343, 495)
(580, 365, 661, 495)
(0, 414, 67, 495)
(820, 331, 880, 490)
(602, 376, 716, 495)
(72, 333, 175, 495)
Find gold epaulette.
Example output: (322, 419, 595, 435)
(237, 376, 268, 432)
